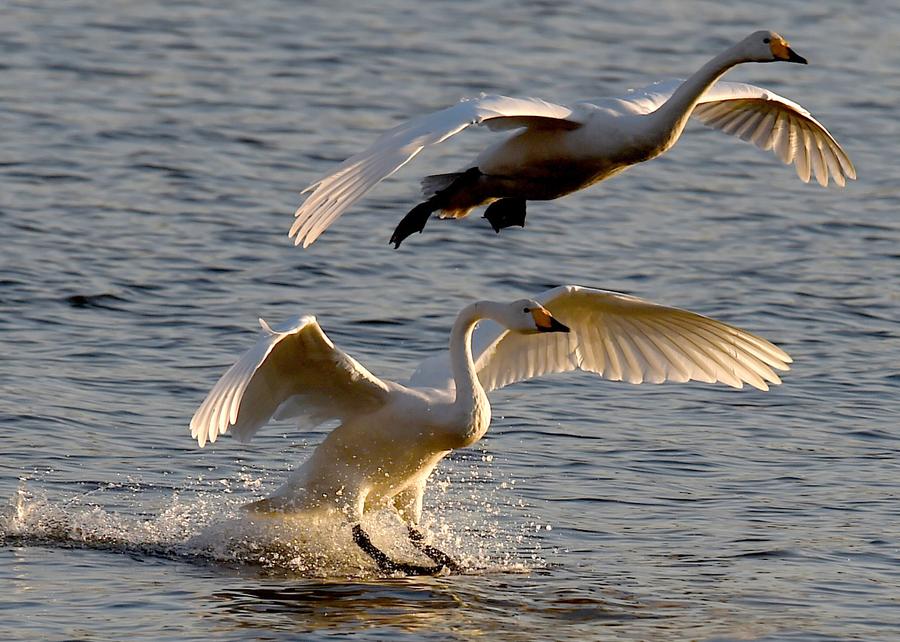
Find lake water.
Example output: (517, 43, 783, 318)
(2, 0, 898, 640)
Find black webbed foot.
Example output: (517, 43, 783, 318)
(408, 526, 463, 573)
(483, 198, 527, 233)
(352, 524, 445, 575)
(390, 201, 437, 249)
(391, 167, 484, 248)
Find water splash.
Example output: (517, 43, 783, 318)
(1, 459, 542, 578)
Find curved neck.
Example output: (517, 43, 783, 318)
(448, 301, 494, 413)
(649, 45, 744, 142)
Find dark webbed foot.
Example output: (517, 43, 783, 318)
(408, 526, 463, 573)
(390, 201, 437, 249)
(483, 198, 526, 233)
(352, 524, 445, 575)
(391, 167, 484, 248)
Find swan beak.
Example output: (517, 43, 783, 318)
(771, 39, 807, 65)
(532, 308, 570, 334)
(784, 46, 807, 64)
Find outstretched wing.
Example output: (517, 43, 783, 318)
(190, 315, 390, 447)
(407, 351, 454, 390)
(290, 94, 582, 247)
(621, 79, 856, 187)
(469, 286, 791, 393)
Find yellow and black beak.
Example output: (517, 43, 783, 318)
(772, 39, 808, 65)
(531, 307, 570, 334)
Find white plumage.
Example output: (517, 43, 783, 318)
(191, 286, 791, 530)
(289, 30, 855, 248)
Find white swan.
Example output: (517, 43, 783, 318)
(289, 30, 855, 248)
(190, 286, 791, 574)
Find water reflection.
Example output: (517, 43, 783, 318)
(215, 578, 465, 633)
(210, 573, 661, 639)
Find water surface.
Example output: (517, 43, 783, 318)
(2, 0, 899, 640)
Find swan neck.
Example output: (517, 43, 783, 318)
(651, 47, 741, 140)
(449, 302, 490, 413)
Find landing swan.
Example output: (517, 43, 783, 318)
(289, 30, 855, 248)
(190, 286, 791, 574)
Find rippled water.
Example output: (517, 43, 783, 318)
(2, 0, 898, 640)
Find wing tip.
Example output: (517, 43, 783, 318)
(768, 344, 793, 366)
(191, 410, 233, 449)
(287, 215, 324, 248)
(190, 418, 209, 448)
(266, 314, 318, 335)
(288, 218, 306, 243)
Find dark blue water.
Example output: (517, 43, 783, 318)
(2, 1, 898, 640)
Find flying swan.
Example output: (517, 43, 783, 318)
(190, 286, 792, 574)
(289, 30, 855, 248)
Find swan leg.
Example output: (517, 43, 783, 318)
(483, 198, 526, 233)
(407, 526, 463, 573)
(352, 524, 445, 575)
(390, 482, 463, 573)
(390, 167, 483, 248)
(390, 200, 438, 249)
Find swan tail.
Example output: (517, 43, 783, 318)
(420, 167, 483, 212)
(421, 172, 465, 197)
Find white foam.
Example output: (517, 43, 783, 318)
(1, 460, 543, 578)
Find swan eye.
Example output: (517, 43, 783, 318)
(523, 307, 530, 313)
(763, 37, 771, 44)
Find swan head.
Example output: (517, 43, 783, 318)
(501, 299, 570, 335)
(739, 30, 807, 65)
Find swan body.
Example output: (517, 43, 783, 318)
(190, 286, 792, 571)
(289, 30, 855, 248)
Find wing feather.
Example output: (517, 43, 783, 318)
(801, 126, 822, 186)
(733, 111, 759, 141)
(643, 317, 720, 384)
(659, 314, 784, 389)
(750, 110, 777, 150)
(472, 286, 791, 394)
(810, 129, 829, 187)
(662, 316, 760, 388)
(631, 316, 745, 388)
(668, 80, 858, 187)
(610, 319, 650, 383)
(190, 316, 390, 447)
(719, 109, 756, 136)
(626, 315, 738, 386)
(628, 318, 693, 382)
(290, 95, 582, 247)
(793, 126, 812, 183)
(692, 100, 732, 123)
(821, 137, 846, 188)
(772, 111, 795, 165)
